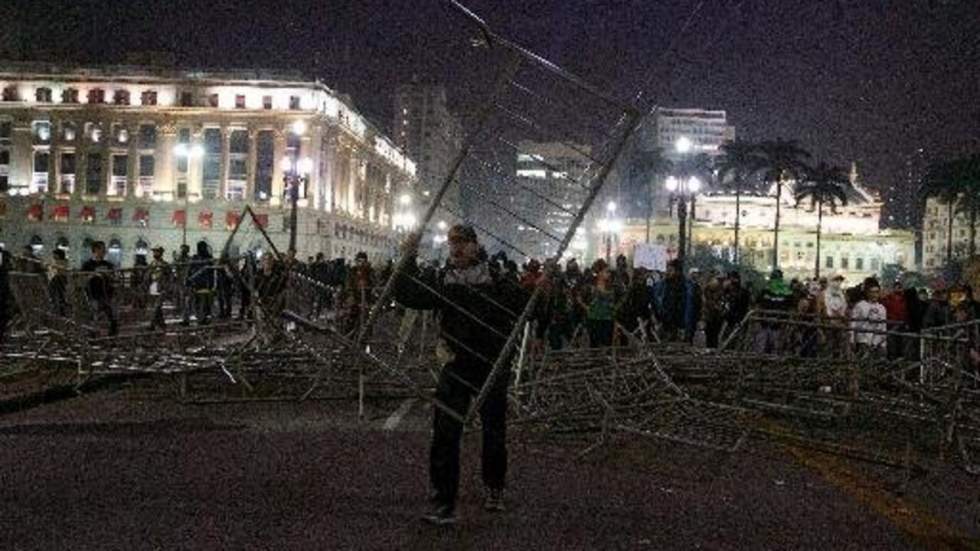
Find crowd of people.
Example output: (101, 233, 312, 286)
(3, 238, 980, 361)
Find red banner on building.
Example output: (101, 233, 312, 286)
(132, 208, 150, 224)
(80, 206, 96, 223)
(253, 213, 268, 229)
(198, 210, 213, 229)
(107, 207, 123, 221)
(51, 204, 70, 222)
(172, 209, 186, 227)
(226, 211, 240, 230)
(27, 203, 44, 221)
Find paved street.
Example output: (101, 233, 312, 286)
(2, 382, 977, 550)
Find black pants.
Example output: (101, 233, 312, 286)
(587, 319, 614, 348)
(94, 299, 118, 336)
(705, 318, 723, 348)
(430, 358, 508, 509)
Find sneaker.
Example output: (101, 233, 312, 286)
(483, 488, 506, 512)
(422, 503, 458, 526)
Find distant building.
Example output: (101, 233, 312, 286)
(514, 141, 591, 260)
(392, 82, 463, 220)
(626, 107, 735, 220)
(613, 163, 916, 281)
(921, 195, 974, 271)
(0, 63, 416, 266)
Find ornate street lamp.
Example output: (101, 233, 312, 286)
(173, 143, 204, 247)
(665, 175, 702, 267)
(281, 156, 313, 253)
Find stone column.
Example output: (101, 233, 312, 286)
(299, 133, 313, 208)
(219, 126, 230, 200)
(157, 122, 177, 200)
(271, 128, 286, 207)
(246, 128, 258, 202)
(127, 125, 139, 198)
(11, 121, 32, 192)
(321, 133, 337, 213)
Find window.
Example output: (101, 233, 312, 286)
(235, 95, 246, 109)
(262, 95, 273, 110)
(841, 257, 850, 270)
(856, 257, 864, 270)
(62, 88, 79, 104)
(2, 86, 18, 101)
(825, 256, 834, 269)
(138, 124, 156, 148)
(32, 151, 50, 194)
(85, 153, 103, 195)
(255, 130, 274, 201)
(113, 90, 130, 105)
(871, 258, 880, 271)
(289, 96, 300, 110)
(202, 128, 221, 199)
(180, 92, 193, 107)
(32, 121, 51, 144)
(0, 148, 10, 193)
(110, 155, 128, 196)
(0, 120, 10, 140)
(208, 94, 219, 108)
(227, 129, 248, 200)
(86, 122, 103, 143)
(60, 153, 76, 194)
(114, 125, 129, 145)
(141, 90, 158, 106)
(176, 128, 191, 174)
(107, 239, 123, 266)
(62, 121, 77, 141)
(87, 88, 105, 104)
(138, 155, 154, 198)
(35, 88, 52, 103)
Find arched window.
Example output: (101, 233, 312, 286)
(135, 238, 149, 256)
(29, 235, 44, 255)
(56, 236, 70, 251)
(108, 238, 123, 267)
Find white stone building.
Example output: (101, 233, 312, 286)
(0, 63, 415, 266)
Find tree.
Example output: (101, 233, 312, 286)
(951, 155, 980, 257)
(630, 147, 671, 243)
(716, 140, 764, 265)
(922, 159, 963, 263)
(754, 140, 811, 272)
(794, 162, 851, 278)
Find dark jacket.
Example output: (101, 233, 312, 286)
(81, 258, 116, 302)
(394, 256, 529, 366)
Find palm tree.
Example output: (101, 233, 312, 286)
(716, 140, 763, 264)
(922, 160, 963, 263)
(952, 155, 980, 257)
(630, 147, 671, 243)
(794, 162, 851, 277)
(754, 140, 811, 271)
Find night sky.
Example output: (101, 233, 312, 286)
(6, 0, 979, 222)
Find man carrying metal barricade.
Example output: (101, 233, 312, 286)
(394, 224, 530, 525)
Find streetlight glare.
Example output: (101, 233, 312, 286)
(280, 157, 295, 172)
(688, 176, 702, 193)
(606, 201, 617, 213)
(291, 120, 307, 135)
(399, 193, 412, 206)
(675, 136, 692, 153)
(665, 176, 678, 192)
(437, 220, 449, 231)
(297, 157, 314, 175)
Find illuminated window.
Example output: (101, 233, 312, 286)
(32, 121, 51, 144)
(62, 88, 79, 103)
(35, 87, 52, 103)
(59, 153, 76, 194)
(62, 121, 77, 141)
(110, 154, 128, 196)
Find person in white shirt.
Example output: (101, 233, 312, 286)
(818, 275, 849, 357)
(850, 283, 887, 355)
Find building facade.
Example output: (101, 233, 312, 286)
(921, 195, 974, 271)
(607, 165, 916, 282)
(514, 141, 591, 261)
(0, 63, 415, 266)
(392, 82, 463, 218)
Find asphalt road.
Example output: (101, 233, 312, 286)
(0, 382, 976, 550)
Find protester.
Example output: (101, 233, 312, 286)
(850, 282, 887, 356)
(394, 224, 529, 525)
(81, 241, 118, 336)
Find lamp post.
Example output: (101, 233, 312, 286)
(281, 156, 313, 253)
(173, 143, 204, 247)
(665, 175, 702, 268)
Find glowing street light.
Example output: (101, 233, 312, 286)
(290, 120, 307, 136)
(283, 155, 314, 251)
(399, 193, 412, 207)
(173, 143, 206, 246)
(675, 136, 692, 154)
